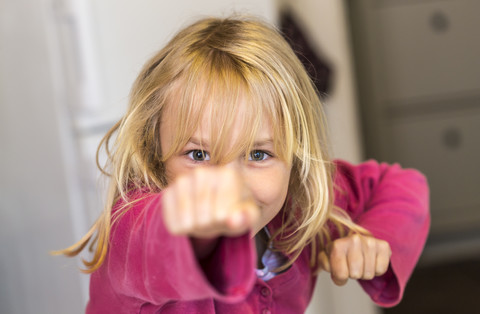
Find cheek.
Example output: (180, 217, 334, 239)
(163, 158, 186, 184)
(252, 169, 290, 216)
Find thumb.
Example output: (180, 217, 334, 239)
(224, 199, 259, 235)
(318, 251, 331, 273)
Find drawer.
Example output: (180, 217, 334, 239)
(384, 109, 480, 237)
(370, 0, 480, 103)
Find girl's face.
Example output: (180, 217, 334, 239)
(160, 100, 292, 235)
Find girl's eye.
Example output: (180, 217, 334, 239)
(187, 150, 210, 162)
(248, 150, 270, 161)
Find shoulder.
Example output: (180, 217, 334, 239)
(109, 190, 164, 232)
(332, 159, 429, 218)
(333, 159, 427, 190)
(112, 189, 162, 213)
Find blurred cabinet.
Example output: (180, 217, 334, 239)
(347, 0, 480, 242)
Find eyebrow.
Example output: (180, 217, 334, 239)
(252, 139, 274, 147)
(188, 137, 206, 146)
(187, 137, 273, 148)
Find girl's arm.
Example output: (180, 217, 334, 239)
(332, 159, 430, 307)
(97, 191, 257, 306)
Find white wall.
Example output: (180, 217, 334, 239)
(0, 0, 87, 313)
(84, 0, 278, 127)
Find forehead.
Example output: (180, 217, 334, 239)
(196, 99, 272, 141)
(160, 92, 274, 160)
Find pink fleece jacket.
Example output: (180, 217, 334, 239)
(86, 160, 430, 313)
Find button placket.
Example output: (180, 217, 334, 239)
(260, 285, 273, 314)
(260, 286, 271, 298)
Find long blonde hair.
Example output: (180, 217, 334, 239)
(57, 16, 366, 273)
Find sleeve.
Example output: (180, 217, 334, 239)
(103, 192, 257, 305)
(333, 159, 430, 307)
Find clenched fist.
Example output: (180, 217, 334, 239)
(161, 166, 260, 239)
(319, 234, 392, 285)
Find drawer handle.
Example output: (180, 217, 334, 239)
(430, 11, 449, 33)
(443, 127, 462, 150)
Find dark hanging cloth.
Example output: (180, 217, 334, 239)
(280, 11, 332, 96)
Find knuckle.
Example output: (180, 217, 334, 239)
(213, 210, 227, 225)
(193, 167, 211, 184)
(365, 237, 375, 250)
(195, 218, 209, 230)
(349, 263, 363, 279)
(194, 166, 207, 176)
(379, 240, 392, 253)
(223, 166, 236, 179)
(331, 238, 346, 251)
(164, 221, 176, 234)
(350, 273, 361, 280)
(218, 167, 234, 183)
(376, 264, 388, 276)
(363, 272, 375, 280)
(171, 223, 186, 235)
(329, 246, 343, 261)
(182, 215, 194, 230)
(334, 270, 349, 282)
(351, 234, 362, 245)
(176, 175, 190, 188)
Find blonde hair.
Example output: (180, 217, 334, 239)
(57, 16, 366, 273)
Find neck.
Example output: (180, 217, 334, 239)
(254, 228, 269, 268)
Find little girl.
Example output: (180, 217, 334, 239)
(60, 16, 430, 313)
